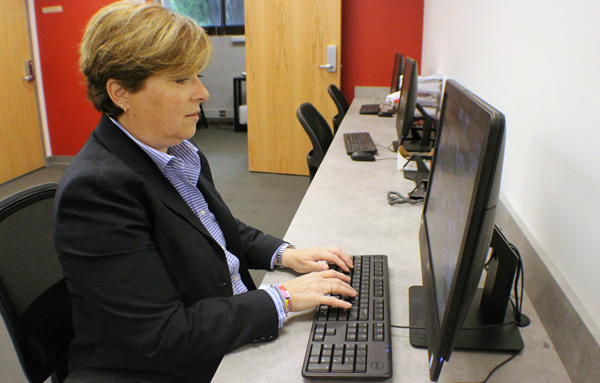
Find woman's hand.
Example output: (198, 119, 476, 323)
(281, 246, 354, 274)
(281, 270, 356, 312)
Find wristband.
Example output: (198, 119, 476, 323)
(274, 284, 292, 313)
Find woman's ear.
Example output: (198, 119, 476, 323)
(106, 79, 129, 109)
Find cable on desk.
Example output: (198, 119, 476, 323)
(476, 352, 519, 383)
(391, 324, 520, 383)
(391, 324, 424, 330)
(387, 191, 423, 205)
(391, 321, 518, 332)
(380, 144, 397, 153)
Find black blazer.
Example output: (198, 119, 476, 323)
(54, 115, 283, 381)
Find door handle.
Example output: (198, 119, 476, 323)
(319, 45, 337, 73)
(23, 60, 35, 82)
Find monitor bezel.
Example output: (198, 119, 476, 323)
(395, 58, 419, 147)
(418, 79, 506, 381)
(390, 53, 405, 94)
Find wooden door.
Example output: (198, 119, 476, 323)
(0, 0, 45, 184)
(245, 0, 341, 175)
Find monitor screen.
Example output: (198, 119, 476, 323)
(395, 57, 418, 148)
(390, 53, 405, 94)
(410, 80, 522, 381)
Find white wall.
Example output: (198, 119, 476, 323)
(421, 0, 600, 328)
(201, 36, 246, 119)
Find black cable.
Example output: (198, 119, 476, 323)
(391, 326, 520, 382)
(391, 324, 520, 382)
(379, 144, 397, 153)
(391, 321, 518, 332)
(477, 352, 519, 383)
(462, 322, 518, 331)
(391, 324, 425, 330)
(505, 241, 530, 327)
(387, 191, 423, 205)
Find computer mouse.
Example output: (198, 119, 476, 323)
(377, 111, 393, 117)
(350, 151, 376, 162)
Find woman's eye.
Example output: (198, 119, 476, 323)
(176, 75, 202, 84)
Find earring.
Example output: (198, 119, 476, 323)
(121, 104, 127, 113)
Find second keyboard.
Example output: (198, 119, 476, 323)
(343, 132, 378, 155)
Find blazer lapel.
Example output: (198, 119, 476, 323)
(93, 116, 214, 241)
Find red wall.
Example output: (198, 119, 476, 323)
(341, 0, 424, 104)
(37, 0, 423, 155)
(35, 0, 115, 156)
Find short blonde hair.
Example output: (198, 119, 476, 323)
(80, 1, 213, 117)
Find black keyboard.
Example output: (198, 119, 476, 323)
(359, 103, 380, 115)
(343, 132, 377, 155)
(302, 255, 392, 380)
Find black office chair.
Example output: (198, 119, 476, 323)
(0, 183, 73, 383)
(296, 102, 334, 181)
(327, 84, 349, 133)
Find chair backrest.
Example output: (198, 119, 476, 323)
(0, 183, 73, 383)
(296, 102, 334, 181)
(327, 84, 349, 133)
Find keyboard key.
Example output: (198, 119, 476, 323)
(307, 363, 330, 373)
(331, 362, 354, 373)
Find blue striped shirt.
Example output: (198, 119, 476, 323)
(110, 118, 288, 327)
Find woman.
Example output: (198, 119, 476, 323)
(54, 2, 355, 382)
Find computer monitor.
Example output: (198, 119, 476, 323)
(359, 53, 405, 115)
(408, 80, 524, 381)
(390, 53, 405, 94)
(393, 57, 417, 150)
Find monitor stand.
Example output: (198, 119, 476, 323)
(408, 287, 524, 352)
(400, 103, 437, 153)
(403, 155, 430, 200)
(408, 226, 526, 352)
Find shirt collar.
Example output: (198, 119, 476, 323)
(109, 116, 199, 171)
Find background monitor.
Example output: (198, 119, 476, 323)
(390, 53, 405, 94)
(395, 57, 437, 155)
(409, 80, 524, 381)
(393, 57, 419, 151)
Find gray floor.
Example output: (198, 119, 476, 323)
(0, 124, 310, 382)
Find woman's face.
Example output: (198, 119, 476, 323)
(118, 72, 209, 152)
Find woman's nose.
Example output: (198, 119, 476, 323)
(194, 77, 210, 103)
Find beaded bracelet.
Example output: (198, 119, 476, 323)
(275, 284, 292, 313)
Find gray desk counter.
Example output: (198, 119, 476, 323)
(212, 99, 570, 382)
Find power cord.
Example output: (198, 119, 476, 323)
(482, 234, 530, 328)
(476, 352, 518, 383)
(508, 242, 530, 327)
(387, 191, 423, 205)
(391, 322, 519, 331)
(390, 233, 528, 381)
(382, 143, 398, 153)
(391, 325, 520, 382)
